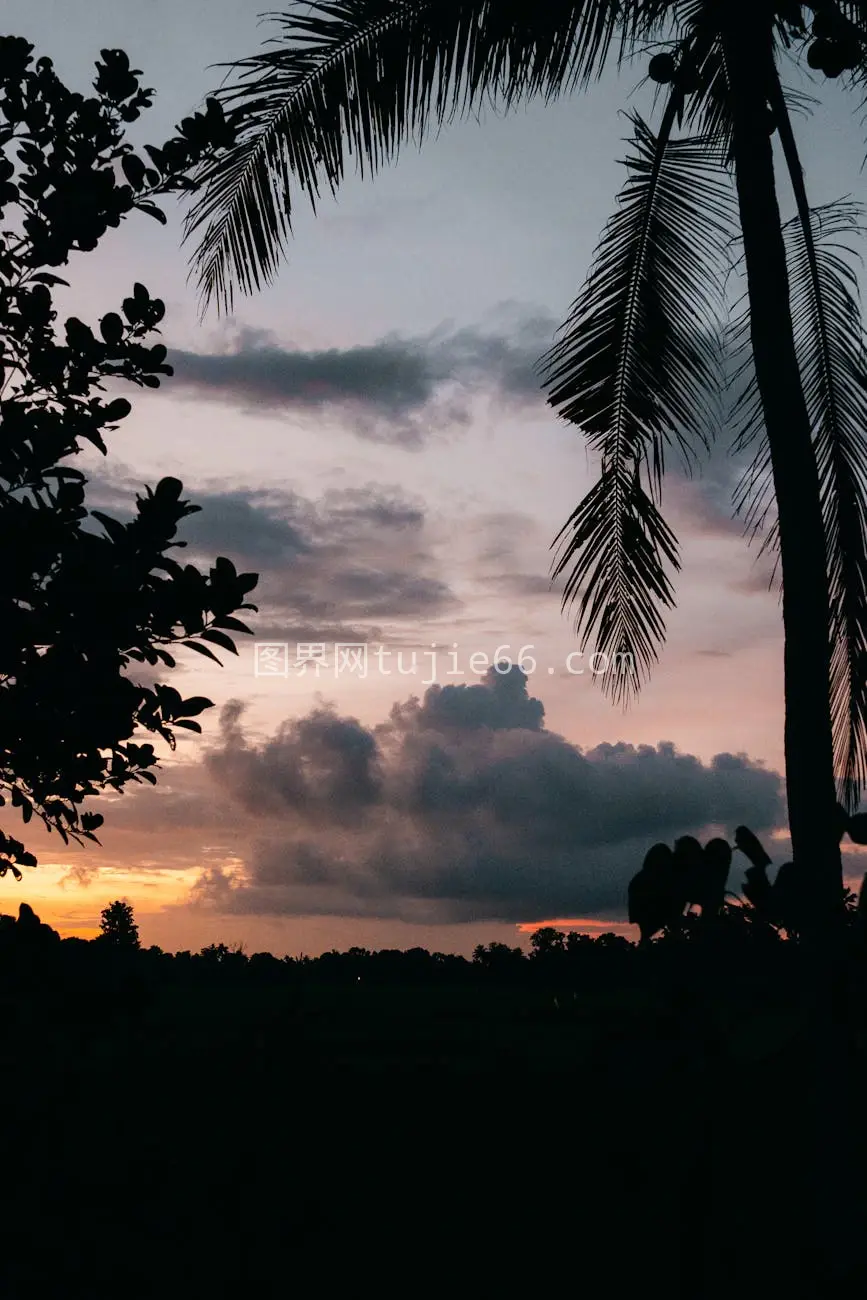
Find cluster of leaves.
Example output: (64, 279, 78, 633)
(628, 818, 867, 947)
(0, 37, 256, 875)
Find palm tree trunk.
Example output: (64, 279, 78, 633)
(721, 16, 842, 936)
(722, 18, 861, 1290)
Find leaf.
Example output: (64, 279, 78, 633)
(104, 397, 132, 421)
(65, 317, 97, 350)
(30, 272, 69, 286)
(121, 153, 147, 190)
(177, 695, 213, 718)
(155, 476, 183, 501)
(136, 200, 167, 224)
(200, 628, 238, 654)
(183, 639, 221, 663)
(91, 511, 128, 545)
(41, 467, 86, 482)
(143, 144, 165, 172)
(173, 719, 203, 733)
(212, 615, 252, 635)
(100, 312, 124, 345)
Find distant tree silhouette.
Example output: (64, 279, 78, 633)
(185, 3, 867, 951)
(529, 927, 567, 958)
(13, 901, 60, 948)
(472, 941, 525, 973)
(98, 900, 140, 949)
(0, 37, 256, 879)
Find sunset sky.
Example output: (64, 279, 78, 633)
(6, 0, 867, 954)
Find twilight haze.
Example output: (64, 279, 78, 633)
(7, 0, 867, 952)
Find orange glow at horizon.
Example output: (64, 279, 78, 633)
(517, 917, 636, 939)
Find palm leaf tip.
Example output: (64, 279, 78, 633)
(552, 460, 680, 705)
(543, 110, 733, 702)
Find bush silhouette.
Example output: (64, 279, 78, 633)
(0, 37, 257, 878)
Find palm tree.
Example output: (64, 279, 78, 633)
(184, 2, 867, 946)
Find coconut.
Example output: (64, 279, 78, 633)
(821, 44, 848, 78)
(648, 53, 676, 84)
(807, 38, 833, 70)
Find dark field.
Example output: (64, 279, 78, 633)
(2, 959, 862, 1300)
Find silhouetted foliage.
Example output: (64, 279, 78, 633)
(529, 925, 567, 958)
(0, 37, 257, 877)
(626, 807, 867, 957)
(98, 899, 140, 949)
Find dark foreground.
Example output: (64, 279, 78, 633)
(2, 957, 865, 1300)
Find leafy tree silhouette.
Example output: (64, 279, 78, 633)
(98, 900, 140, 950)
(0, 38, 258, 877)
(529, 926, 567, 958)
(182, 2, 867, 954)
(471, 941, 525, 974)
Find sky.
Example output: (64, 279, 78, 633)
(6, 1, 867, 954)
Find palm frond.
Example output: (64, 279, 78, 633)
(786, 201, 867, 812)
(729, 195, 867, 810)
(674, 17, 734, 157)
(185, 0, 636, 313)
(730, 67, 867, 811)
(538, 109, 736, 703)
(681, 43, 815, 167)
(727, 287, 777, 555)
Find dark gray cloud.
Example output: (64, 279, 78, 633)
(83, 474, 459, 643)
(178, 489, 312, 566)
(188, 665, 784, 925)
(166, 313, 557, 446)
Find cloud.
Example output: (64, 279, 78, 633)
(178, 665, 785, 925)
(165, 312, 557, 445)
(83, 474, 459, 645)
(466, 509, 563, 603)
(728, 562, 779, 597)
(634, 324, 769, 547)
